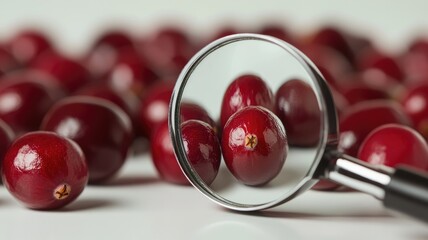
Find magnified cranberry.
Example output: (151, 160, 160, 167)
(0, 78, 58, 136)
(400, 83, 428, 140)
(41, 96, 132, 184)
(339, 100, 411, 157)
(138, 82, 174, 137)
(220, 74, 274, 129)
(32, 52, 92, 93)
(274, 79, 320, 147)
(84, 30, 135, 78)
(222, 106, 287, 186)
(358, 124, 428, 172)
(1, 131, 88, 209)
(8, 30, 53, 65)
(151, 119, 221, 185)
(106, 47, 158, 97)
(181, 102, 216, 129)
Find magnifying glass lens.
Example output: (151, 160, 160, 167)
(170, 35, 329, 210)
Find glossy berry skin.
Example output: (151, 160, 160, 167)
(151, 120, 221, 185)
(0, 78, 58, 136)
(358, 124, 428, 171)
(220, 74, 274, 129)
(274, 79, 320, 147)
(32, 52, 91, 93)
(222, 106, 287, 186)
(138, 82, 174, 137)
(1, 131, 88, 209)
(181, 102, 216, 129)
(339, 100, 411, 157)
(8, 30, 52, 65)
(0, 119, 15, 176)
(41, 96, 132, 184)
(400, 83, 428, 140)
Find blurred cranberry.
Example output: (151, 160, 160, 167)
(400, 38, 428, 84)
(258, 24, 293, 43)
(84, 30, 135, 78)
(274, 79, 320, 147)
(339, 82, 389, 105)
(312, 179, 340, 191)
(106, 47, 158, 97)
(41, 96, 133, 183)
(358, 124, 428, 172)
(346, 33, 374, 60)
(138, 82, 174, 137)
(32, 52, 92, 93)
(0, 45, 18, 72)
(339, 100, 411, 157)
(0, 78, 58, 136)
(357, 49, 404, 82)
(0, 119, 14, 176)
(308, 26, 355, 65)
(142, 27, 195, 76)
(400, 83, 428, 140)
(8, 30, 53, 65)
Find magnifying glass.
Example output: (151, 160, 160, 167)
(168, 33, 428, 223)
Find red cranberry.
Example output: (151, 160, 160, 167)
(0, 45, 18, 72)
(150, 120, 186, 184)
(0, 78, 58, 136)
(1, 131, 88, 209)
(400, 83, 428, 140)
(358, 124, 428, 172)
(181, 102, 216, 129)
(138, 82, 174, 137)
(32, 52, 92, 93)
(312, 179, 340, 191)
(151, 119, 221, 185)
(8, 30, 53, 65)
(400, 39, 428, 84)
(339, 100, 412, 157)
(41, 96, 133, 183)
(106, 47, 158, 97)
(220, 74, 274, 129)
(339, 82, 389, 105)
(0, 119, 14, 175)
(357, 49, 404, 82)
(274, 79, 320, 147)
(258, 24, 293, 43)
(222, 106, 287, 186)
(84, 30, 135, 78)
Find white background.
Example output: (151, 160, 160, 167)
(0, 1, 428, 239)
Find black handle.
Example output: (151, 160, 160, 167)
(384, 166, 428, 222)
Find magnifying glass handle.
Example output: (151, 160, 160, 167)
(327, 154, 428, 222)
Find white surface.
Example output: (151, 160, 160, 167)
(0, 152, 426, 240)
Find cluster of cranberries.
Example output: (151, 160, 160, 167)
(1, 23, 428, 209)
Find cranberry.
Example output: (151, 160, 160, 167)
(339, 100, 411, 157)
(220, 74, 274, 129)
(32, 52, 92, 93)
(312, 179, 340, 191)
(84, 30, 135, 78)
(0, 119, 14, 175)
(222, 106, 287, 186)
(151, 119, 221, 185)
(357, 49, 404, 82)
(8, 30, 53, 65)
(181, 102, 216, 129)
(400, 83, 428, 140)
(138, 82, 174, 137)
(400, 39, 428, 84)
(106, 47, 158, 97)
(358, 124, 428, 172)
(339, 82, 389, 105)
(1, 131, 88, 209)
(258, 24, 292, 43)
(274, 79, 320, 147)
(0, 45, 18, 72)
(0, 78, 58, 136)
(150, 120, 186, 184)
(41, 96, 133, 183)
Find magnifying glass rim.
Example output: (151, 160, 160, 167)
(169, 33, 338, 211)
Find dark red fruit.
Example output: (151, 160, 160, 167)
(258, 24, 292, 43)
(1, 131, 88, 209)
(312, 179, 340, 191)
(0, 78, 59, 136)
(138, 82, 174, 137)
(222, 106, 287, 186)
(339, 100, 411, 157)
(339, 82, 389, 105)
(84, 30, 135, 78)
(357, 50, 404, 82)
(220, 74, 274, 129)
(274, 79, 320, 147)
(400, 83, 428, 140)
(0, 119, 14, 175)
(0, 45, 18, 72)
(8, 30, 52, 65)
(358, 124, 428, 172)
(41, 96, 132, 183)
(32, 52, 91, 93)
(106, 47, 158, 97)
(181, 102, 216, 129)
